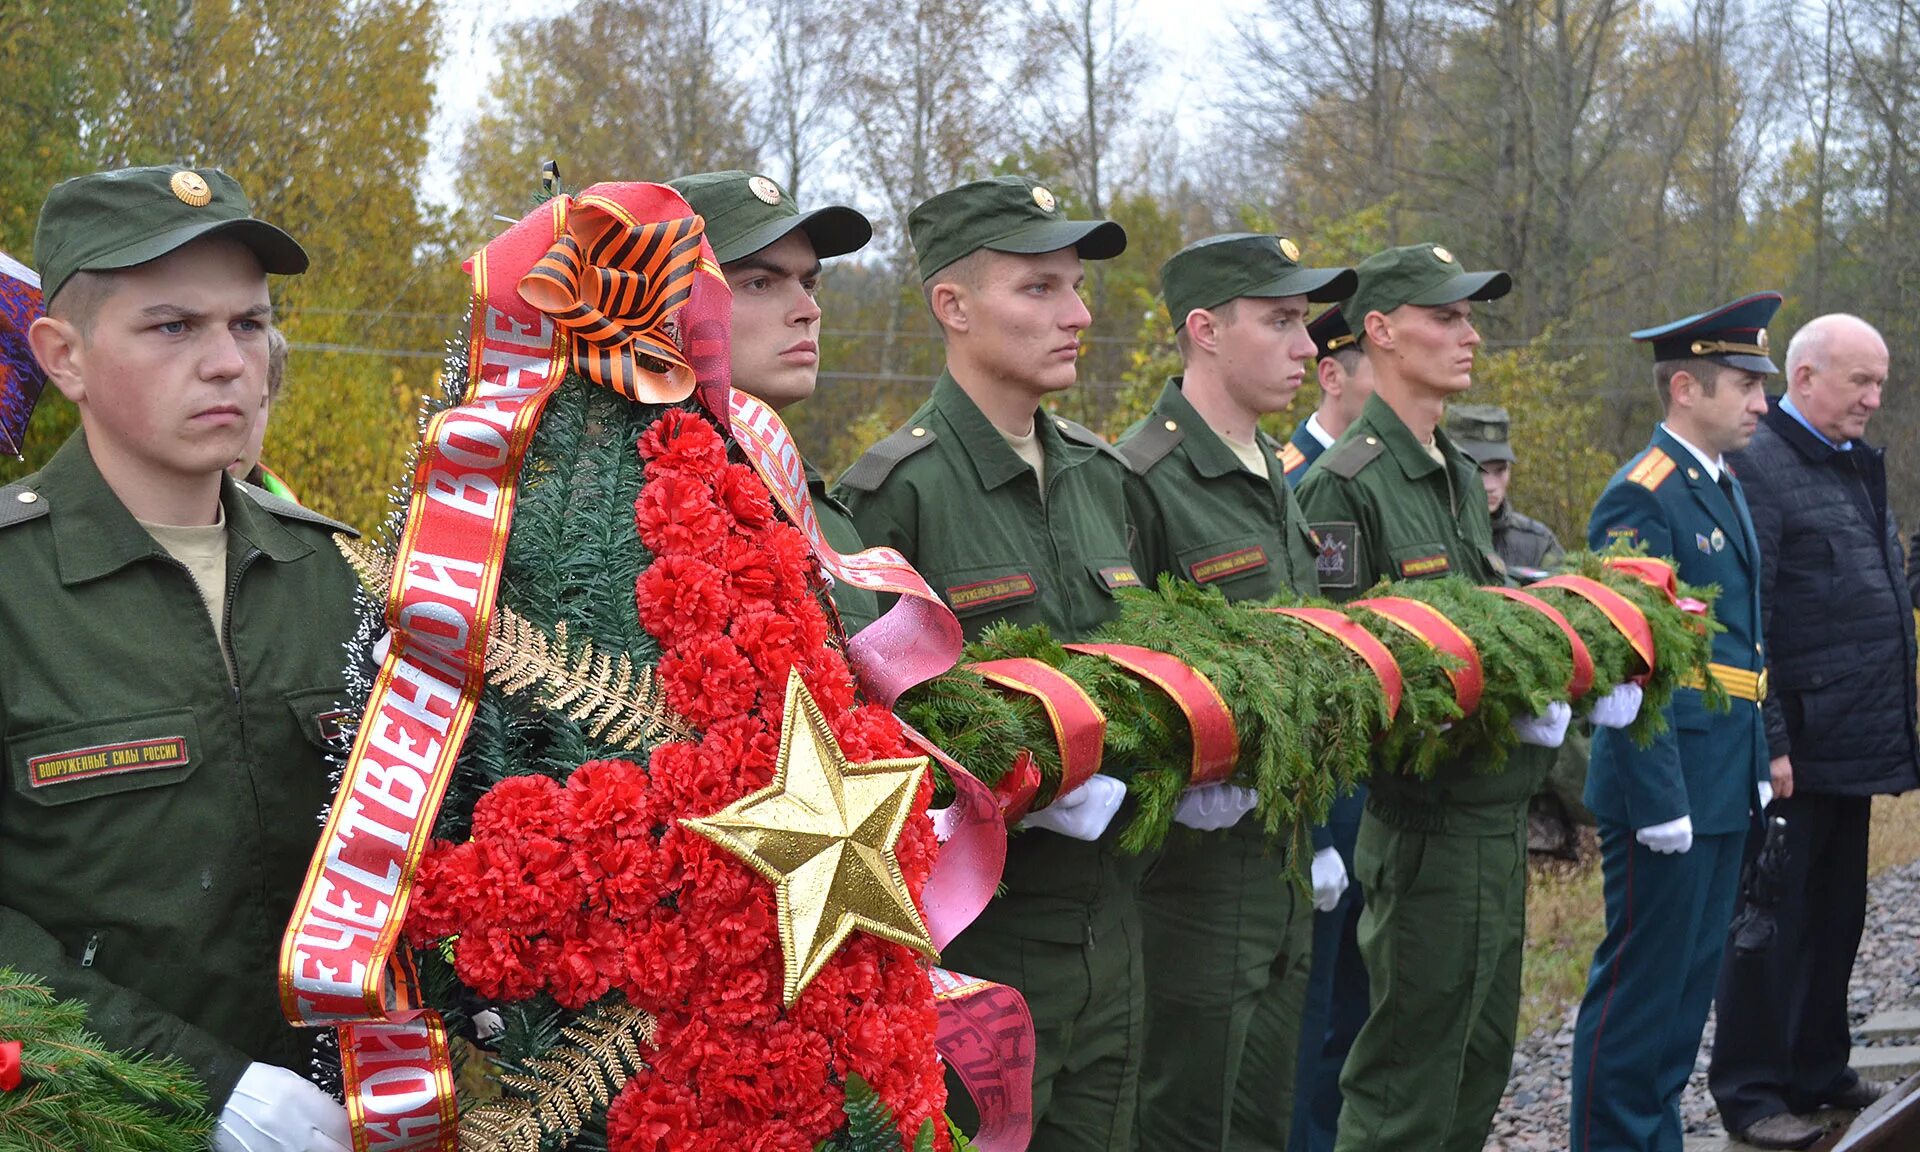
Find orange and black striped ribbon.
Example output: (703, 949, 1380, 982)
(519, 204, 705, 402)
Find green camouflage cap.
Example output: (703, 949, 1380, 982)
(1344, 243, 1511, 337)
(908, 176, 1126, 282)
(667, 170, 872, 265)
(1159, 233, 1357, 331)
(1445, 403, 1517, 465)
(34, 165, 307, 304)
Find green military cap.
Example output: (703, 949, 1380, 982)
(33, 165, 307, 305)
(1158, 233, 1357, 331)
(1344, 243, 1511, 335)
(908, 176, 1126, 282)
(1445, 403, 1516, 465)
(667, 170, 872, 265)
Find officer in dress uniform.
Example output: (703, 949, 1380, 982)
(1282, 305, 1373, 488)
(1569, 294, 1778, 1152)
(4, 166, 361, 1150)
(1117, 233, 1355, 1151)
(667, 170, 880, 632)
(1295, 243, 1552, 1152)
(832, 176, 1148, 1152)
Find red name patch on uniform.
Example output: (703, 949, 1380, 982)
(948, 573, 1038, 611)
(1099, 565, 1143, 590)
(1191, 547, 1270, 584)
(315, 709, 352, 746)
(1399, 554, 1450, 578)
(29, 736, 189, 787)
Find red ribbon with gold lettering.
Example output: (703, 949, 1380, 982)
(279, 185, 721, 1152)
(1484, 586, 1595, 699)
(1351, 597, 1485, 716)
(967, 658, 1107, 810)
(1265, 606, 1405, 721)
(1061, 643, 1240, 785)
(1534, 574, 1657, 678)
(930, 966, 1035, 1152)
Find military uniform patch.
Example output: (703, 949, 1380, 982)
(314, 708, 352, 747)
(1627, 448, 1676, 491)
(948, 573, 1038, 611)
(1398, 553, 1450, 578)
(1312, 522, 1358, 589)
(1190, 546, 1269, 584)
(28, 735, 189, 788)
(1098, 565, 1142, 591)
(1696, 532, 1713, 555)
(1605, 525, 1640, 547)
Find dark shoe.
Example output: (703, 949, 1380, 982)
(1815, 1076, 1895, 1110)
(1732, 1112, 1827, 1150)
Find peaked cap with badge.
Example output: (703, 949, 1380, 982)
(908, 176, 1126, 281)
(1445, 404, 1517, 466)
(1630, 291, 1783, 376)
(667, 169, 872, 265)
(1344, 243, 1512, 332)
(1309, 303, 1358, 360)
(33, 165, 307, 304)
(1158, 232, 1356, 331)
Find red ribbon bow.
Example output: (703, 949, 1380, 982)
(0, 1039, 22, 1091)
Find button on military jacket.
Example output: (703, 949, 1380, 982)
(835, 370, 1144, 644)
(0, 432, 361, 1107)
(1121, 379, 1321, 601)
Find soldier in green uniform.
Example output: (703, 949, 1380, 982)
(833, 176, 1143, 1152)
(667, 169, 880, 632)
(1444, 404, 1591, 857)
(1117, 233, 1355, 1152)
(1293, 243, 1543, 1152)
(6, 167, 361, 1149)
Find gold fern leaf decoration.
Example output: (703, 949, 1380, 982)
(458, 1003, 659, 1152)
(330, 539, 693, 749)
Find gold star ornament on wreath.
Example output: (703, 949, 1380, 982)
(683, 669, 938, 1005)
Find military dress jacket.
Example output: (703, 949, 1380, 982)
(804, 458, 880, 636)
(1282, 417, 1328, 488)
(0, 432, 361, 1108)
(834, 370, 1144, 644)
(1585, 426, 1766, 835)
(1295, 392, 1530, 820)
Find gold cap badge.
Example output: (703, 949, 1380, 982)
(1756, 329, 1770, 351)
(748, 175, 781, 205)
(1431, 245, 1454, 264)
(1279, 237, 1301, 261)
(1032, 186, 1057, 212)
(171, 171, 212, 207)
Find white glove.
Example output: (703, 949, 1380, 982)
(1512, 701, 1573, 748)
(1019, 774, 1127, 841)
(1173, 783, 1260, 831)
(1634, 815, 1694, 855)
(1756, 779, 1774, 811)
(371, 629, 392, 666)
(1310, 847, 1349, 912)
(215, 1063, 351, 1152)
(473, 1007, 506, 1045)
(1589, 682, 1644, 729)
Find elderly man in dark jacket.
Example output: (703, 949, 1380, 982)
(1710, 313, 1920, 1150)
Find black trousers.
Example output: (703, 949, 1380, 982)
(1709, 792, 1873, 1131)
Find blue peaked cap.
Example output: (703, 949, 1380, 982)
(1630, 292, 1783, 375)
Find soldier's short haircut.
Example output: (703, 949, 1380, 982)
(45, 269, 114, 335)
(266, 327, 289, 399)
(1323, 347, 1364, 374)
(1653, 357, 1724, 411)
(1173, 299, 1240, 361)
(921, 248, 993, 314)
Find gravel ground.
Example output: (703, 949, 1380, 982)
(1485, 857, 1920, 1150)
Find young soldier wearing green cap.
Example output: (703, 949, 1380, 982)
(1293, 243, 1538, 1152)
(668, 170, 880, 632)
(1282, 305, 1373, 489)
(6, 166, 361, 1150)
(1116, 232, 1355, 1152)
(834, 175, 1145, 1152)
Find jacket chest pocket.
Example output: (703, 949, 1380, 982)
(285, 686, 355, 757)
(8, 708, 202, 807)
(1177, 537, 1275, 596)
(1387, 542, 1453, 582)
(938, 563, 1045, 621)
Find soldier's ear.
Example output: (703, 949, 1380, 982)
(1185, 308, 1222, 354)
(928, 279, 970, 335)
(1317, 356, 1344, 397)
(28, 315, 89, 406)
(1362, 308, 1394, 352)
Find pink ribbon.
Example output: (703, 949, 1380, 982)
(931, 967, 1036, 1152)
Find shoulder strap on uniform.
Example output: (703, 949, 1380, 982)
(238, 480, 359, 536)
(1116, 419, 1183, 475)
(1625, 447, 1677, 492)
(1319, 435, 1387, 480)
(1051, 415, 1128, 465)
(0, 481, 50, 531)
(839, 423, 938, 492)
